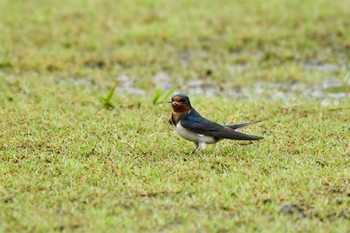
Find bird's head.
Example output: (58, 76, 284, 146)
(169, 94, 192, 112)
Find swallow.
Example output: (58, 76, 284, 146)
(169, 94, 267, 153)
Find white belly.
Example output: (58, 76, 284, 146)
(175, 122, 217, 144)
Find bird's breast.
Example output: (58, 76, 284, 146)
(171, 111, 188, 127)
(175, 122, 218, 144)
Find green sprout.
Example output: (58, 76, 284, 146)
(98, 82, 118, 109)
(152, 85, 179, 105)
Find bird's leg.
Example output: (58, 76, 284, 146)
(190, 143, 199, 155)
(199, 143, 207, 153)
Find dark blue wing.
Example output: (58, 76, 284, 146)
(181, 111, 264, 140)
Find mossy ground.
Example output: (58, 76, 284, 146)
(1, 0, 350, 232)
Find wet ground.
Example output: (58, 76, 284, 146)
(70, 61, 350, 106)
(111, 61, 350, 106)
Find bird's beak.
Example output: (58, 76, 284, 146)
(168, 101, 172, 104)
(171, 101, 182, 105)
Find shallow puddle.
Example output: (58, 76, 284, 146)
(302, 60, 341, 73)
(66, 68, 350, 106)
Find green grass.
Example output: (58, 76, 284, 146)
(1, 74, 349, 232)
(1, 0, 350, 232)
(1, 0, 350, 87)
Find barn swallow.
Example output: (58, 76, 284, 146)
(169, 94, 267, 153)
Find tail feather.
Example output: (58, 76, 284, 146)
(226, 116, 272, 131)
(222, 116, 271, 140)
(223, 130, 264, 140)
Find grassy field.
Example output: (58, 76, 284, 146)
(1, 0, 350, 232)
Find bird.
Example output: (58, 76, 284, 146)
(169, 94, 267, 153)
